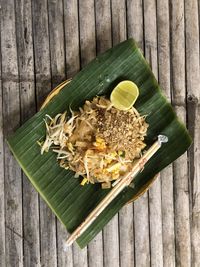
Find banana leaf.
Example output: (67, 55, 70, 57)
(7, 39, 192, 248)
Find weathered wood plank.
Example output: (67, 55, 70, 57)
(156, 0, 171, 101)
(111, 0, 126, 44)
(58, 1, 81, 265)
(73, 243, 87, 267)
(134, 192, 150, 267)
(170, 1, 191, 266)
(1, 1, 23, 266)
(72, 0, 97, 266)
(111, 3, 135, 265)
(79, 0, 96, 67)
(127, 1, 150, 266)
(127, 0, 143, 48)
(48, 0, 65, 87)
(90, 2, 113, 267)
(143, 1, 163, 266)
(160, 166, 175, 267)
(32, 0, 52, 106)
(148, 177, 163, 267)
(143, 0, 158, 78)
(1, 1, 199, 266)
(64, 0, 80, 78)
(157, 1, 176, 266)
(0, 33, 5, 266)
(170, 0, 186, 105)
(160, 167, 175, 267)
(3, 83, 23, 267)
(185, 0, 200, 266)
(15, 0, 40, 266)
(32, 0, 57, 266)
(173, 108, 191, 267)
(88, 232, 103, 267)
(119, 204, 134, 267)
(95, 0, 112, 54)
(57, 225, 73, 267)
(102, 2, 127, 267)
(79, 1, 104, 266)
(103, 217, 120, 267)
(47, 0, 73, 266)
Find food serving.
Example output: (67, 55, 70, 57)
(39, 81, 149, 188)
(7, 39, 192, 248)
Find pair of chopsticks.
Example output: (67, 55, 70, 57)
(65, 135, 168, 247)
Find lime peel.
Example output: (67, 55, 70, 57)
(110, 80, 139, 110)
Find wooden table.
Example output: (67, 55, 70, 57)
(0, 0, 199, 266)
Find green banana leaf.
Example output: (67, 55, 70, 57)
(7, 39, 192, 248)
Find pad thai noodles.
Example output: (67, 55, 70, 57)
(40, 96, 148, 188)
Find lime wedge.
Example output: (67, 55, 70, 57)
(110, 80, 139, 110)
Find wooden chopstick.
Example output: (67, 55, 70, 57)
(65, 135, 168, 247)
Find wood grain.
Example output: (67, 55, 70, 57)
(1, 0, 23, 266)
(32, 0, 52, 106)
(0, 0, 199, 265)
(95, 0, 112, 53)
(119, 205, 134, 267)
(63, 0, 80, 78)
(111, 0, 126, 44)
(73, 0, 97, 266)
(173, 108, 191, 267)
(93, 2, 112, 267)
(0, 25, 5, 266)
(185, 0, 200, 266)
(170, 1, 191, 266)
(78, 1, 107, 265)
(143, 1, 163, 266)
(48, 0, 65, 87)
(47, 0, 69, 266)
(127, 0, 144, 48)
(127, 1, 150, 266)
(58, 224, 73, 267)
(79, 0, 96, 67)
(32, 0, 57, 266)
(59, 4, 80, 266)
(102, 2, 127, 267)
(157, 0, 176, 266)
(111, 1, 136, 267)
(15, 0, 40, 266)
(119, 5, 138, 267)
